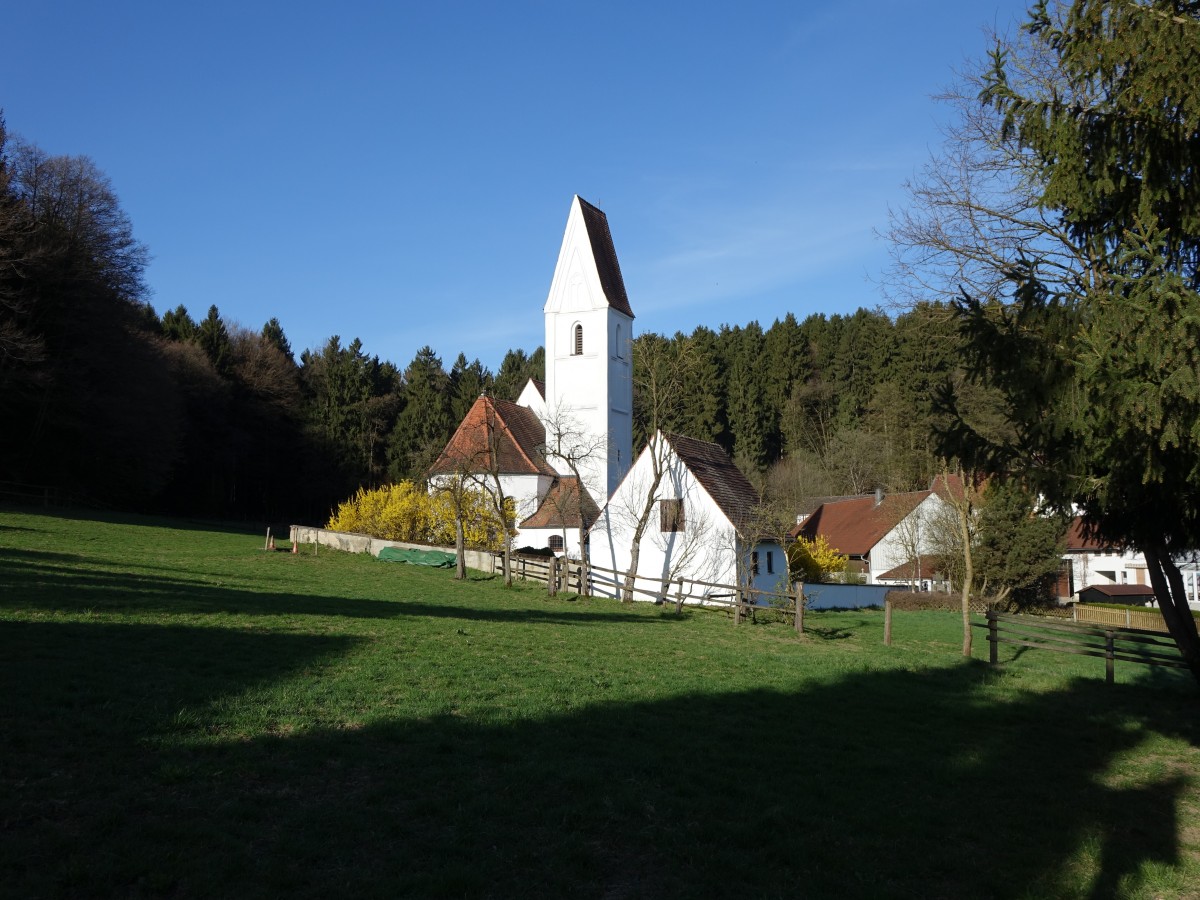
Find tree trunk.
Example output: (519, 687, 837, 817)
(1145, 547, 1200, 686)
(501, 533, 512, 588)
(454, 518, 466, 580)
(623, 541, 641, 603)
(957, 500, 974, 657)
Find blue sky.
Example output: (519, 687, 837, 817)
(2, 1, 1031, 373)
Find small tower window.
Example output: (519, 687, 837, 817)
(573, 323, 583, 356)
(615, 323, 623, 358)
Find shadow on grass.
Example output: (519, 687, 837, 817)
(0, 550, 660, 626)
(1, 613, 1197, 898)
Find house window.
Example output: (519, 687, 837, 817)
(548, 535, 564, 552)
(767, 551, 774, 575)
(573, 323, 583, 356)
(659, 499, 685, 532)
(751, 551, 760, 576)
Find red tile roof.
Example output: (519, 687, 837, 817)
(878, 555, 945, 581)
(578, 197, 635, 320)
(429, 395, 556, 478)
(1064, 517, 1120, 552)
(520, 476, 601, 529)
(795, 490, 931, 557)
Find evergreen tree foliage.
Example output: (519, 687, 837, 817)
(261, 317, 293, 361)
(449, 352, 493, 423)
(914, 0, 1200, 679)
(387, 346, 453, 482)
(196, 305, 233, 377)
(492, 347, 543, 401)
(161, 305, 197, 342)
(973, 479, 1069, 607)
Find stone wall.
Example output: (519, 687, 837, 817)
(288, 525, 496, 574)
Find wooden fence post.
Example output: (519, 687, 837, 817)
(733, 589, 743, 625)
(988, 610, 998, 665)
(675, 579, 685, 614)
(1105, 630, 1115, 684)
(547, 557, 556, 596)
(884, 598, 892, 646)
(793, 582, 805, 634)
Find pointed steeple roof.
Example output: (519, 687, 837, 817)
(544, 195, 635, 319)
(576, 196, 634, 318)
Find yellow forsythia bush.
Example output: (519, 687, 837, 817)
(327, 480, 514, 551)
(787, 534, 849, 583)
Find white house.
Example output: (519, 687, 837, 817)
(1060, 518, 1200, 609)
(589, 431, 787, 603)
(428, 195, 633, 557)
(793, 479, 960, 587)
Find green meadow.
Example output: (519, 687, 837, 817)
(1, 507, 1197, 898)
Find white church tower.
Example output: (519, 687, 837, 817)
(543, 196, 634, 504)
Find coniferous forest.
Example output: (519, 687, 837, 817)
(0, 114, 970, 523)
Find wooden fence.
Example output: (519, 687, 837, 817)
(1072, 603, 1170, 633)
(977, 610, 1187, 684)
(494, 552, 807, 629)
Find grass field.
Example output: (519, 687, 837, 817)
(1, 507, 1198, 898)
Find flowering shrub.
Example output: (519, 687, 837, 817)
(787, 534, 849, 583)
(327, 480, 514, 551)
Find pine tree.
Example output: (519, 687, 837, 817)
(925, 0, 1200, 680)
(195, 305, 233, 377)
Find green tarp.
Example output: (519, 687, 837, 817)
(377, 547, 456, 568)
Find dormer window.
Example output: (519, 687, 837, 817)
(573, 323, 583, 356)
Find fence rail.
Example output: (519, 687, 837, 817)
(495, 552, 806, 628)
(977, 610, 1187, 683)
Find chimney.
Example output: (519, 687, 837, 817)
(874, 487, 884, 506)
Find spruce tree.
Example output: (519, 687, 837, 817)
(930, 0, 1200, 680)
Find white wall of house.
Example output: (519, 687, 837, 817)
(867, 493, 951, 585)
(518, 526, 585, 558)
(589, 436, 782, 603)
(1066, 548, 1149, 592)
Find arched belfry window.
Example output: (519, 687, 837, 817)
(573, 323, 583, 356)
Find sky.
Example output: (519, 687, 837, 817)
(2, 0, 1033, 374)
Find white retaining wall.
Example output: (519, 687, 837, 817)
(288, 525, 496, 573)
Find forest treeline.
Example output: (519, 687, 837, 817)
(1, 115, 969, 521)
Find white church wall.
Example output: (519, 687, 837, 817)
(517, 526, 585, 558)
(542, 196, 634, 503)
(515, 379, 546, 419)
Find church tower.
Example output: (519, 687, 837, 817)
(543, 196, 634, 503)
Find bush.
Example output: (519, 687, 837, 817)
(327, 481, 513, 551)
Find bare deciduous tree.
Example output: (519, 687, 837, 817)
(538, 403, 608, 592)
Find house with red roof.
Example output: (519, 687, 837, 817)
(1058, 518, 1200, 609)
(793, 477, 961, 587)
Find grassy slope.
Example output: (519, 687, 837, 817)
(1, 507, 1197, 899)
